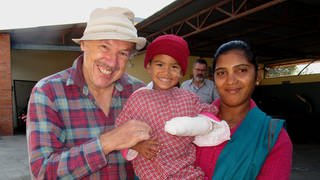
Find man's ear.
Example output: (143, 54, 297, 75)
(80, 41, 85, 51)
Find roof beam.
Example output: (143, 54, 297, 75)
(136, 0, 193, 30)
(143, 0, 287, 41)
(12, 44, 80, 51)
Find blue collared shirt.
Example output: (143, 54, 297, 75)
(181, 79, 219, 104)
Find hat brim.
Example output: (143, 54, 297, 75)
(72, 36, 146, 50)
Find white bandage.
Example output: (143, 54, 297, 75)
(164, 115, 213, 136)
(165, 114, 230, 146)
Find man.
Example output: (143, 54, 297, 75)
(27, 7, 151, 179)
(181, 58, 219, 104)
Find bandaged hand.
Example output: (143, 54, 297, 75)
(164, 113, 231, 146)
(164, 115, 213, 136)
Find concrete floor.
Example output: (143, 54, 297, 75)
(0, 135, 319, 180)
(291, 144, 320, 179)
(0, 135, 30, 180)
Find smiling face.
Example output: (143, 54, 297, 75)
(214, 50, 257, 107)
(80, 39, 134, 91)
(146, 54, 182, 90)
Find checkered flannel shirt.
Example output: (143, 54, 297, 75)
(27, 55, 144, 179)
(116, 87, 218, 179)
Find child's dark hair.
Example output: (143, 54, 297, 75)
(212, 40, 258, 72)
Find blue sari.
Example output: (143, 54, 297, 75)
(212, 106, 284, 180)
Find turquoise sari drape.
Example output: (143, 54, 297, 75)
(212, 106, 284, 180)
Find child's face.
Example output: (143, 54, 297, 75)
(147, 54, 182, 90)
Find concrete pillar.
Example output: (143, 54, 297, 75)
(0, 33, 13, 135)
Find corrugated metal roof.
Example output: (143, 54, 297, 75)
(137, 0, 320, 63)
(1, 0, 320, 63)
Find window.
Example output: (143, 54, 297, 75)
(264, 59, 320, 78)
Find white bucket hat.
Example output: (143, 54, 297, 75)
(72, 7, 146, 50)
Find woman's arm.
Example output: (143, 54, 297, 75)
(257, 128, 293, 180)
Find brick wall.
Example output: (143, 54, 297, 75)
(0, 34, 13, 135)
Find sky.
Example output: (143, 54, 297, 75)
(0, 0, 175, 30)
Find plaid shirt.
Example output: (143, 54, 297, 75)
(115, 88, 217, 180)
(27, 55, 144, 179)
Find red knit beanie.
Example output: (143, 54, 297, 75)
(144, 34, 190, 75)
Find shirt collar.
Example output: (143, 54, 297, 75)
(191, 78, 206, 88)
(66, 54, 85, 87)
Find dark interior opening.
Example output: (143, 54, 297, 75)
(13, 80, 37, 134)
(252, 82, 320, 144)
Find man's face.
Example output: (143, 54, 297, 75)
(192, 63, 207, 82)
(80, 39, 135, 91)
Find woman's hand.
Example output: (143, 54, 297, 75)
(132, 138, 160, 160)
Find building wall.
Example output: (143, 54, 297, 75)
(0, 34, 13, 135)
(5, 48, 205, 135)
(12, 50, 80, 81)
(10, 50, 80, 134)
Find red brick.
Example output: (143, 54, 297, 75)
(0, 34, 13, 135)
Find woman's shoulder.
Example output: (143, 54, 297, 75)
(275, 128, 293, 149)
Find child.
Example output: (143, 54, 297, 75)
(115, 34, 229, 180)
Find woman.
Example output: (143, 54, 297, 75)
(195, 40, 293, 179)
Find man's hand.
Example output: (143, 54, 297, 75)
(99, 120, 151, 154)
(132, 138, 159, 160)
